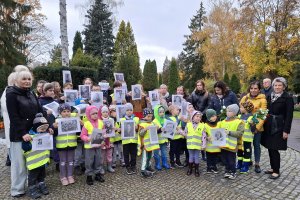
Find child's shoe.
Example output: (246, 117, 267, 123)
(240, 162, 250, 174)
(38, 182, 49, 195)
(162, 157, 170, 169)
(28, 185, 42, 199)
(74, 166, 83, 176)
(61, 177, 69, 186)
(228, 173, 237, 180)
(112, 162, 117, 168)
(194, 164, 200, 177)
(67, 176, 75, 184)
(107, 163, 115, 173)
(224, 172, 231, 178)
(146, 166, 156, 174)
(99, 166, 105, 175)
(187, 163, 193, 176)
(141, 170, 153, 178)
(211, 168, 219, 174)
(175, 161, 184, 168)
(131, 166, 137, 174)
(86, 176, 93, 185)
(236, 160, 243, 170)
(206, 168, 213, 174)
(95, 173, 105, 182)
(126, 167, 133, 175)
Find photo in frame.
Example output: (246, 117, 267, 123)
(172, 95, 183, 109)
(43, 101, 59, 118)
(57, 117, 81, 135)
(121, 120, 135, 139)
(180, 100, 188, 118)
(149, 125, 159, 144)
(91, 91, 103, 108)
(161, 120, 177, 139)
(72, 104, 88, 116)
(31, 133, 53, 151)
(98, 82, 110, 91)
(116, 105, 126, 122)
(90, 128, 104, 146)
(149, 90, 159, 106)
(114, 88, 125, 104)
(64, 90, 78, 106)
(122, 82, 128, 94)
(62, 70, 72, 84)
(211, 128, 227, 147)
(103, 118, 115, 138)
(114, 73, 125, 82)
(131, 84, 142, 100)
(78, 85, 91, 99)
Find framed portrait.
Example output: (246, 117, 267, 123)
(149, 90, 159, 106)
(72, 104, 88, 116)
(121, 120, 136, 139)
(98, 82, 110, 91)
(62, 70, 72, 84)
(43, 101, 59, 118)
(172, 95, 183, 109)
(91, 91, 103, 108)
(211, 128, 227, 147)
(114, 88, 125, 104)
(161, 120, 177, 139)
(116, 105, 126, 122)
(90, 128, 104, 146)
(132, 84, 142, 100)
(114, 73, 125, 82)
(149, 125, 159, 144)
(180, 100, 188, 118)
(79, 85, 91, 99)
(103, 118, 115, 137)
(57, 117, 81, 135)
(64, 90, 78, 106)
(122, 82, 128, 94)
(32, 133, 53, 151)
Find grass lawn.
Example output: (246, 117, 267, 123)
(294, 111, 300, 119)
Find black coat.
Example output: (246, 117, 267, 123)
(209, 90, 238, 114)
(261, 91, 294, 150)
(190, 90, 211, 113)
(6, 86, 43, 142)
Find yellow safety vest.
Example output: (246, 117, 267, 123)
(109, 121, 121, 143)
(138, 122, 160, 156)
(219, 119, 242, 151)
(186, 122, 204, 150)
(84, 120, 104, 149)
(152, 118, 168, 144)
(120, 117, 140, 145)
(240, 116, 254, 143)
(168, 116, 184, 140)
(204, 123, 221, 153)
(55, 118, 77, 149)
(110, 93, 115, 101)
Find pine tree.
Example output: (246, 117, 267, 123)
(223, 72, 230, 85)
(180, 2, 206, 89)
(142, 59, 158, 91)
(83, 0, 115, 80)
(72, 31, 83, 57)
(158, 73, 162, 86)
(114, 21, 141, 88)
(162, 56, 170, 84)
(71, 48, 101, 68)
(48, 44, 62, 67)
(168, 58, 179, 95)
(230, 74, 241, 94)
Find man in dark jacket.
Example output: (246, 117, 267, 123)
(261, 78, 273, 98)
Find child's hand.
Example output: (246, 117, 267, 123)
(87, 137, 91, 142)
(207, 136, 212, 142)
(47, 110, 52, 115)
(48, 128, 54, 135)
(80, 120, 84, 126)
(122, 99, 127, 104)
(53, 122, 58, 129)
(22, 134, 32, 142)
(176, 127, 180, 131)
(156, 125, 160, 130)
(225, 130, 230, 135)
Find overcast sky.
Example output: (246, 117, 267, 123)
(40, 0, 210, 72)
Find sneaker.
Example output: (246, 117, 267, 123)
(126, 167, 133, 175)
(224, 172, 231, 178)
(95, 173, 105, 183)
(141, 171, 153, 178)
(146, 166, 156, 174)
(131, 166, 137, 174)
(121, 162, 126, 167)
(254, 165, 261, 173)
(206, 169, 213, 174)
(175, 162, 184, 168)
(74, 166, 83, 176)
(170, 163, 176, 169)
(61, 177, 69, 186)
(67, 176, 75, 184)
(112, 163, 117, 168)
(38, 182, 49, 195)
(228, 173, 237, 180)
(211, 168, 219, 174)
(28, 185, 42, 199)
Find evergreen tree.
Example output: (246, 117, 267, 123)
(48, 44, 62, 67)
(114, 21, 141, 88)
(230, 74, 241, 94)
(142, 59, 158, 91)
(158, 73, 162, 86)
(83, 0, 115, 80)
(72, 31, 83, 57)
(162, 56, 170, 84)
(180, 2, 206, 89)
(71, 48, 101, 68)
(168, 58, 179, 95)
(223, 72, 230, 85)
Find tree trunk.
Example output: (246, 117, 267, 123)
(59, 0, 69, 67)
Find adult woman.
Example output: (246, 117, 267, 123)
(240, 81, 267, 173)
(176, 85, 189, 100)
(261, 77, 294, 179)
(6, 70, 43, 197)
(209, 81, 238, 114)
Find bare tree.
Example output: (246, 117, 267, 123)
(59, 0, 70, 67)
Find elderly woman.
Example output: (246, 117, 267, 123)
(6, 70, 43, 197)
(261, 77, 294, 179)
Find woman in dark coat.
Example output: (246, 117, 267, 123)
(261, 77, 294, 179)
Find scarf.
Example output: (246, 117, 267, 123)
(271, 92, 283, 103)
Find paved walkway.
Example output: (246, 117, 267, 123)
(288, 119, 300, 152)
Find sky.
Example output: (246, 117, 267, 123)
(40, 0, 210, 72)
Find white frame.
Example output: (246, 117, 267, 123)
(211, 128, 227, 147)
(62, 70, 72, 84)
(43, 101, 59, 118)
(121, 120, 136, 139)
(122, 82, 128, 94)
(180, 101, 188, 118)
(149, 125, 159, 144)
(132, 84, 142, 100)
(32, 133, 53, 151)
(114, 88, 125, 104)
(78, 85, 91, 99)
(98, 82, 110, 91)
(114, 73, 125, 82)
(90, 128, 104, 145)
(64, 89, 78, 106)
(72, 104, 88, 116)
(103, 118, 115, 138)
(161, 120, 177, 139)
(57, 117, 81, 135)
(116, 105, 126, 122)
(172, 95, 183, 109)
(91, 91, 103, 108)
(149, 90, 159, 106)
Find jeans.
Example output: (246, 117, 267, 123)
(253, 132, 261, 163)
(85, 148, 102, 176)
(188, 149, 200, 164)
(58, 150, 75, 179)
(221, 149, 236, 173)
(153, 143, 168, 159)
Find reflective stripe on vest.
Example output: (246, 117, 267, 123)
(84, 120, 103, 149)
(204, 123, 221, 153)
(153, 118, 168, 144)
(138, 122, 160, 155)
(121, 117, 139, 145)
(168, 116, 183, 140)
(219, 119, 241, 151)
(186, 122, 204, 150)
(238, 115, 254, 142)
(56, 133, 77, 149)
(25, 150, 50, 170)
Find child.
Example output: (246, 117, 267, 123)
(219, 104, 244, 180)
(205, 109, 221, 174)
(167, 105, 184, 168)
(109, 105, 125, 168)
(184, 111, 205, 177)
(237, 101, 256, 174)
(153, 105, 170, 170)
(22, 113, 51, 199)
(53, 104, 77, 186)
(120, 103, 140, 174)
(98, 106, 115, 173)
(109, 81, 127, 105)
(80, 106, 105, 185)
(138, 108, 160, 177)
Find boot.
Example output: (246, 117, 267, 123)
(236, 160, 243, 170)
(146, 166, 156, 174)
(186, 163, 193, 176)
(141, 170, 153, 178)
(74, 166, 83, 176)
(28, 185, 42, 199)
(5, 154, 11, 166)
(107, 163, 115, 173)
(240, 162, 250, 174)
(86, 175, 93, 185)
(154, 155, 162, 170)
(38, 182, 49, 195)
(201, 151, 206, 161)
(80, 163, 86, 172)
(95, 173, 105, 182)
(162, 157, 170, 169)
(195, 164, 200, 177)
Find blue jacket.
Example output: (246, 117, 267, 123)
(209, 91, 238, 114)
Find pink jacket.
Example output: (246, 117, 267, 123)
(98, 106, 113, 150)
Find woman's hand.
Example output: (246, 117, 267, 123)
(48, 128, 54, 135)
(283, 132, 288, 140)
(23, 134, 32, 142)
(53, 122, 58, 129)
(47, 110, 52, 115)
